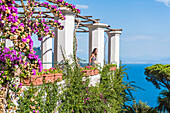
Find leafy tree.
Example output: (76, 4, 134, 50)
(145, 64, 170, 113)
(144, 64, 170, 90)
(125, 100, 158, 113)
(157, 90, 170, 112)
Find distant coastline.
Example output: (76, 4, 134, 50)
(122, 62, 152, 64)
(122, 62, 170, 64)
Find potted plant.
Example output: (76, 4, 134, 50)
(54, 68, 63, 81)
(21, 67, 63, 86)
(31, 75, 43, 86)
(21, 75, 43, 86)
(43, 68, 55, 83)
(20, 76, 31, 86)
(109, 64, 117, 71)
(92, 66, 99, 75)
(81, 66, 92, 76)
(42, 67, 63, 83)
(81, 65, 99, 76)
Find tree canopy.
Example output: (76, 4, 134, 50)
(144, 64, 170, 90)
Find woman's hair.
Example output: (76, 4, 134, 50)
(92, 48, 98, 56)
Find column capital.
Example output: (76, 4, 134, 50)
(59, 7, 76, 16)
(107, 31, 122, 37)
(88, 23, 108, 29)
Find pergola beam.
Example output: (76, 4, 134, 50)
(107, 28, 122, 31)
(18, 16, 54, 19)
(15, 0, 122, 34)
(76, 31, 89, 32)
(84, 16, 92, 18)
(15, 4, 44, 8)
(76, 14, 99, 23)
(76, 29, 123, 33)
(18, 11, 51, 14)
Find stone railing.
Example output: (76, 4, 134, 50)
(20, 65, 116, 86)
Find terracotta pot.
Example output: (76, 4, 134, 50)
(94, 69, 99, 75)
(43, 74, 55, 83)
(20, 77, 31, 86)
(81, 70, 97, 76)
(90, 70, 95, 76)
(21, 73, 63, 86)
(110, 66, 116, 71)
(31, 75, 43, 86)
(81, 70, 92, 77)
(54, 73, 63, 81)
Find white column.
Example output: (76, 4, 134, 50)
(41, 35, 52, 69)
(54, 7, 75, 63)
(88, 23, 108, 67)
(0, 32, 2, 42)
(107, 31, 121, 68)
(5, 39, 13, 48)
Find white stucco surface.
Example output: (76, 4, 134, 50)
(41, 35, 53, 69)
(5, 39, 13, 48)
(54, 7, 75, 63)
(88, 23, 108, 67)
(107, 31, 121, 68)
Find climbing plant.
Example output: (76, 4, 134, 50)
(0, 0, 80, 112)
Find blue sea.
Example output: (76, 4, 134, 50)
(123, 64, 163, 107)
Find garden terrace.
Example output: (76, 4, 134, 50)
(11, 0, 122, 69)
(0, 1, 127, 112)
(2, 0, 122, 69)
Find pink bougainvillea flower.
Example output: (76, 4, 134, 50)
(0, 5, 6, 11)
(86, 98, 90, 100)
(32, 69, 36, 75)
(86, 66, 90, 69)
(22, 38, 27, 42)
(19, 23, 24, 27)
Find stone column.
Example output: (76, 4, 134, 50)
(5, 39, 13, 48)
(107, 31, 122, 68)
(88, 23, 108, 67)
(54, 7, 75, 63)
(41, 35, 52, 69)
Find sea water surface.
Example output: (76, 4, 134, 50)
(123, 64, 163, 107)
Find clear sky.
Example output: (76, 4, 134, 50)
(33, 0, 170, 63)
(73, 0, 170, 63)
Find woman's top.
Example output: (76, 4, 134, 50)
(91, 56, 96, 62)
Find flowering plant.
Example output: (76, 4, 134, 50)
(0, 0, 80, 78)
(109, 64, 117, 67)
(82, 65, 98, 70)
(40, 68, 63, 75)
(0, 0, 80, 112)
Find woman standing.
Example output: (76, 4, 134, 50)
(89, 48, 98, 65)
